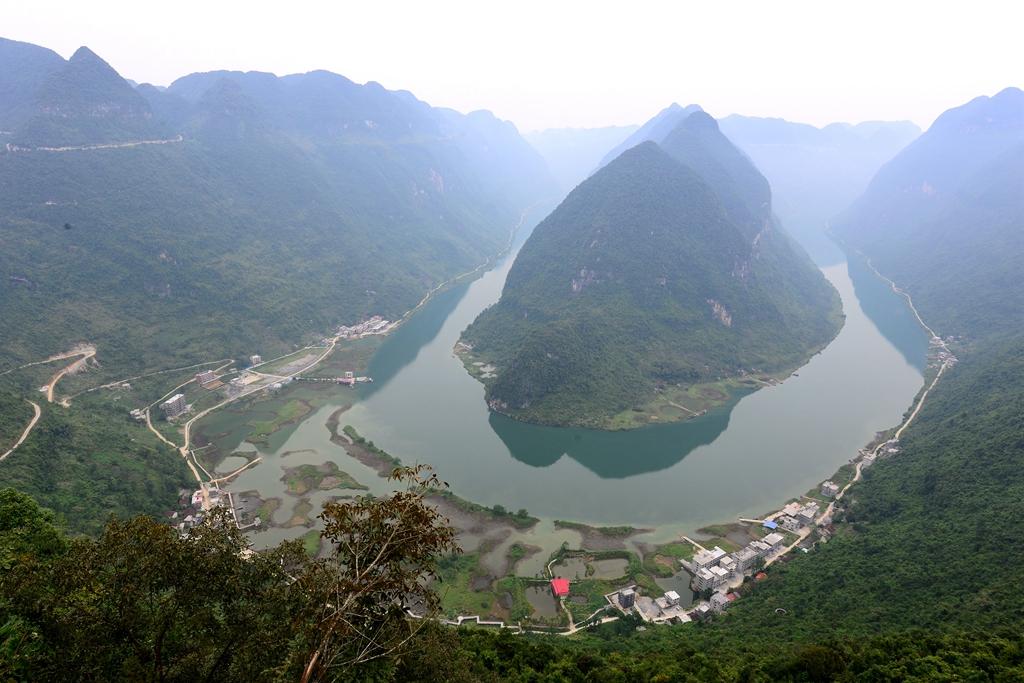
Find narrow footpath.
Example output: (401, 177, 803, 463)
(0, 400, 41, 462)
(1, 346, 96, 464)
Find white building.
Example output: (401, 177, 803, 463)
(718, 555, 737, 576)
(797, 502, 820, 526)
(618, 587, 636, 609)
(692, 565, 730, 592)
(732, 547, 761, 573)
(763, 532, 786, 551)
(195, 370, 217, 386)
(779, 515, 802, 532)
(821, 480, 840, 498)
(692, 546, 727, 571)
(710, 592, 730, 612)
(782, 502, 803, 517)
(250, 354, 263, 366)
(665, 590, 681, 606)
(161, 393, 187, 418)
(750, 540, 772, 557)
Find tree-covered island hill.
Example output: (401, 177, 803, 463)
(459, 111, 842, 429)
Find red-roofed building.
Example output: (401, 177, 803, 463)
(754, 572, 768, 581)
(550, 577, 570, 598)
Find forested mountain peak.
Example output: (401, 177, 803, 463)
(836, 86, 1024, 251)
(0, 36, 65, 129)
(596, 101, 703, 168)
(661, 111, 772, 240)
(10, 43, 161, 146)
(836, 89, 1024, 341)
(67, 45, 106, 67)
(460, 131, 840, 429)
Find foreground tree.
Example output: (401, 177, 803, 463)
(0, 467, 460, 682)
(3, 505, 306, 681)
(291, 465, 461, 682)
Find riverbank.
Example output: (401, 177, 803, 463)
(174, 241, 937, 629)
(454, 331, 842, 432)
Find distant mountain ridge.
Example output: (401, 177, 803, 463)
(525, 124, 638, 193)
(10, 45, 166, 147)
(718, 114, 920, 253)
(0, 37, 556, 372)
(835, 87, 1024, 341)
(460, 112, 840, 429)
(836, 87, 1023, 251)
(0, 35, 557, 532)
(596, 102, 703, 168)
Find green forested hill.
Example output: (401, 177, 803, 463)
(13, 46, 168, 146)
(0, 38, 64, 130)
(0, 37, 555, 530)
(447, 90, 1024, 680)
(0, 39, 555, 374)
(660, 111, 772, 238)
(835, 88, 1024, 342)
(596, 102, 703, 169)
(461, 114, 840, 429)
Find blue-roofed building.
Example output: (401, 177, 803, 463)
(762, 520, 778, 530)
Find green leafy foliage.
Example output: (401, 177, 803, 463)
(0, 467, 461, 681)
(0, 398, 191, 536)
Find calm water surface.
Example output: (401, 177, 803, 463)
(212, 225, 928, 542)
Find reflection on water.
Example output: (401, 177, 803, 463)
(341, 253, 928, 527)
(359, 282, 471, 401)
(846, 254, 928, 372)
(524, 586, 560, 618)
(490, 403, 740, 478)
(204, 218, 930, 537)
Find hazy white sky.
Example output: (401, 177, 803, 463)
(2, 0, 1021, 132)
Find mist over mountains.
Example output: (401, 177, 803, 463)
(525, 101, 919, 261)
(525, 124, 638, 193)
(0, 36, 556, 373)
(5, 27, 1024, 682)
(836, 87, 1024, 340)
(718, 115, 921, 251)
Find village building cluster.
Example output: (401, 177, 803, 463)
(337, 316, 391, 339)
(167, 487, 226, 534)
(688, 530, 788, 595)
(603, 582, 738, 626)
(930, 335, 959, 369)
